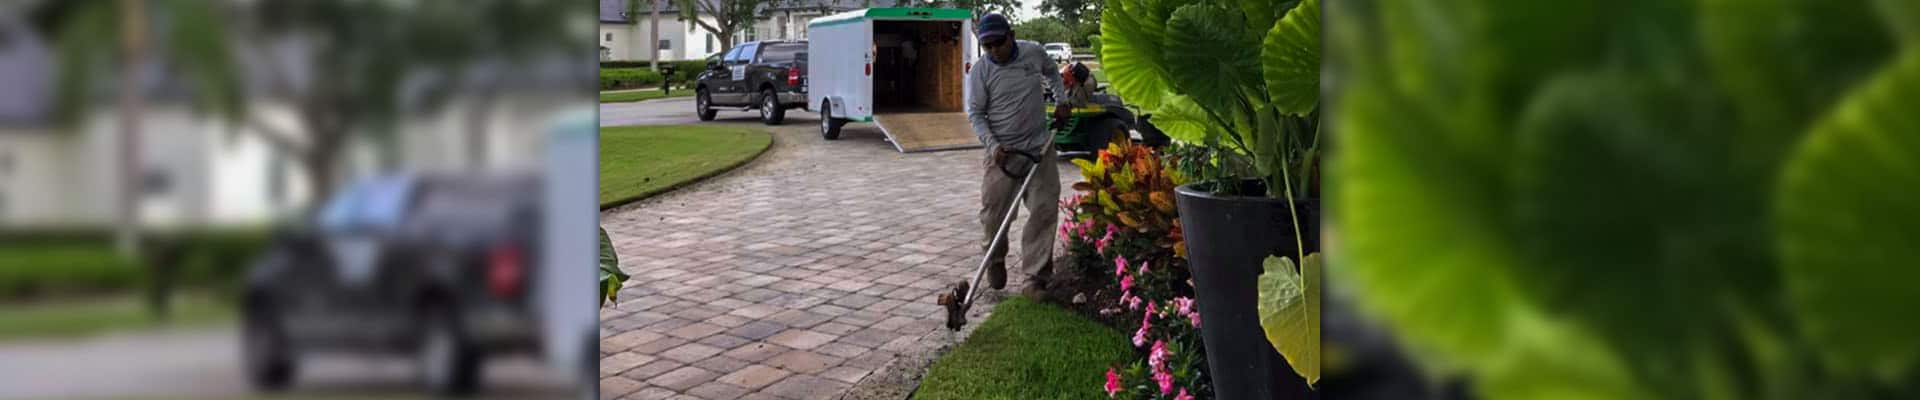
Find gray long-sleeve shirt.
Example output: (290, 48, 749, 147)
(967, 40, 1065, 156)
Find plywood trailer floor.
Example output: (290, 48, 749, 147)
(874, 111, 977, 152)
(872, 19, 978, 152)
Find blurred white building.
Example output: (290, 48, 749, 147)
(598, 0, 907, 61)
(0, 9, 586, 230)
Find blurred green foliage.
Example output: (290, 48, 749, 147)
(600, 68, 666, 90)
(0, 229, 268, 299)
(1331, 0, 1920, 398)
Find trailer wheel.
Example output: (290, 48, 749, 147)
(695, 88, 717, 121)
(820, 99, 845, 140)
(760, 88, 786, 125)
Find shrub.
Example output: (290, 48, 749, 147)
(598, 60, 712, 90)
(0, 229, 271, 299)
(599, 68, 664, 90)
(1058, 143, 1214, 399)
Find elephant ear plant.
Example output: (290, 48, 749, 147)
(1332, 0, 1920, 398)
(1101, 0, 1323, 395)
(599, 227, 629, 307)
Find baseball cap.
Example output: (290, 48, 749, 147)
(976, 13, 1011, 41)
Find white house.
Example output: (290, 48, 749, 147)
(0, 9, 583, 230)
(598, 0, 908, 62)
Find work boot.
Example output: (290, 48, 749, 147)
(1021, 260, 1056, 300)
(988, 261, 1007, 290)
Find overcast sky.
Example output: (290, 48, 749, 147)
(1012, 1, 1046, 22)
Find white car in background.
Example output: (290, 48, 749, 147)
(1044, 42, 1072, 64)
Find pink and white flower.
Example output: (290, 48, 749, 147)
(1174, 388, 1194, 400)
(1153, 367, 1175, 395)
(1114, 255, 1129, 277)
(1149, 339, 1169, 371)
(1120, 274, 1134, 293)
(1104, 367, 1123, 397)
(1133, 314, 1151, 347)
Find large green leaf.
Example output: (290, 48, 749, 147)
(1098, 0, 1177, 110)
(1262, 0, 1319, 115)
(1149, 94, 1215, 145)
(1258, 254, 1320, 386)
(1162, 2, 1262, 115)
(599, 227, 629, 307)
(1776, 49, 1920, 382)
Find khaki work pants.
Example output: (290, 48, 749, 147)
(980, 148, 1060, 279)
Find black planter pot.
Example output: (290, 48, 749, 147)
(1175, 180, 1319, 400)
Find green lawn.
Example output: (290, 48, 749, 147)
(600, 88, 695, 103)
(0, 290, 234, 340)
(600, 125, 772, 208)
(913, 297, 1135, 400)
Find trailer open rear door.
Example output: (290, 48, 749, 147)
(873, 111, 978, 152)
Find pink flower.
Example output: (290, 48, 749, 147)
(1153, 368, 1175, 394)
(1104, 367, 1123, 397)
(1133, 315, 1151, 347)
(1139, 261, 1151, 276)
(1189, 312, 1202, 329)
(1114, 255, 1129, 277)
(1174, 388, 1194, 400)
(1120, 274, 1134, 293)
(1149, 340, 1169, 371)
(1174, 297, 1194, 316)
(1127, 294, 1142, 310)
(1146, 300, 1159, 318)
(1097, 225, 1117, 253)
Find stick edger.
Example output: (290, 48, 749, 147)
(938, 129, 1068, 331)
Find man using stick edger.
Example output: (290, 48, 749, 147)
(966, 12, 1071, 298)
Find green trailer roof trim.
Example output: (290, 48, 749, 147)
(808, 7, 974, 29)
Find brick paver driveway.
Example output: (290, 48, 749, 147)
(598, 105, 1080, 400)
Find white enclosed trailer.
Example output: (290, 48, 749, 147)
(807, 8, 981, 153)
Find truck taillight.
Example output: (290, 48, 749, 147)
(487, 244, 525, 299)
(965, 62, 971, 74)
(788, 67, 800, 86)
(864, 63, 871, 77)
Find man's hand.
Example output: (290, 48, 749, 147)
(992, 145, 1010, 166)
(1051, 104, 1072, 131)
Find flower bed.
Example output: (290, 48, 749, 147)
(1042, 142, 1215, 399)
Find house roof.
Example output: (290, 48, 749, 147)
(0, 13, 52, 127)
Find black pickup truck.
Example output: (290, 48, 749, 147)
(694, 40, 809, 125)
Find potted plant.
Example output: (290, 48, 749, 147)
(1100, 0, 1321, 397)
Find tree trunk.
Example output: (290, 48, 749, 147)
(466, 76, 500, 168)
(649, 0, 660, 71)
(116, 0, 146, 258)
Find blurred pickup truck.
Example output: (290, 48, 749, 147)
(239, 172, 587, 396)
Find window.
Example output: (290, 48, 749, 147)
(600, 46, 611, 61)
(778, 16, 788, 39)
(659, 39, 672, 50)
(605, 32, 612, 42)
(707, 36, 714, 52)
(721, 46, 744, 64)
(760, 43, 804, 63)
(735, 42, 761, 63)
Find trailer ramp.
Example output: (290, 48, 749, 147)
(873, 111, 981, 153)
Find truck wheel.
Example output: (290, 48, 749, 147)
(242, 298, 296, 392)
(761, 88, 786, 125)
(695, 88, 717, 121)
(418, 305, 481, 396)
(820, 99, 844, 140)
